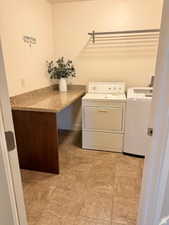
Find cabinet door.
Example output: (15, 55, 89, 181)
(84, 106, 123, 131)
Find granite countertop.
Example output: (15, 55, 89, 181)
(11, 85, 86, 113)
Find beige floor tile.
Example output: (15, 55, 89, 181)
(21, 170, 55, 185)
(62, 216, 76, 225)
(25, 200, 47, 225)
(45, 189, 83, 217)
(36, 212, 64, 225)
(87, 167, 115, 188)
(80, 192, 113, 221)
(112, 197, 138, 222)
(50, 173, 86, 194)
(75, 216, 111, 225)
(22, 131, 144, 225)
(115, 163, 140, 178)
(117, 155, 142, 168)
(86, 180, 114, 195)
(36, 209, 76, 225)
(50, 186, 84, 204)
(114, 176, 140, 199)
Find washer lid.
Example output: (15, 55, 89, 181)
(127, 87, 153, 99)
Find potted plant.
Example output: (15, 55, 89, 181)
(47, 57, 76, 92)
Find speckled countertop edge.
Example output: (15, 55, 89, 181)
(11, 85, 86, 113)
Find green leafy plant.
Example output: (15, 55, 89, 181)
(47, 57, 76, 79)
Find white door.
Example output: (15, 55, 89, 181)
(0, 40, 27, 225)
(0, 107, 20, 225)
(138, 1, 169, 225)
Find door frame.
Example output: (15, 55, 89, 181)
(137, 0, 169, 225)
(0, 106, 19, 225)
(0, 40, 27, 225)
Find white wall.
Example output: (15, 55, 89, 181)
(0, 0, 54, 96)
(0, 0, 163, 130)
(0, 0, 163, 95)
(53, 0, 163, 87)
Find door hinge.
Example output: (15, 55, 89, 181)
(5, 131, 15, 151)
(147, 128, 153, 137)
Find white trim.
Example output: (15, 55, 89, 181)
(0, 40, 27, 225)
(155, 110, 169, 223)
(0, 107, 19, 225)
(137, 1, 169, 224)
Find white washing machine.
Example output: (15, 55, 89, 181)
(82, 82, 126, 152)
(124, 87, 153, 156)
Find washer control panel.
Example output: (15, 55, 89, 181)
(88, 82, 125, 94)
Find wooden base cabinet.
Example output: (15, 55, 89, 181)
(12, 110, 59, 174)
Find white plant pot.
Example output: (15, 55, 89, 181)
(59, 78, 67, 92)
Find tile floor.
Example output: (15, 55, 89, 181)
(21, 131, 144, 225)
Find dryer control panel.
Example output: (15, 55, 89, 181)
(88, 82, 125, 94)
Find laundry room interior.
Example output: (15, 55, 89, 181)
(0, 0, 165, 225)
